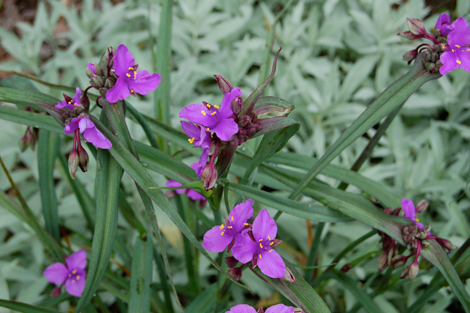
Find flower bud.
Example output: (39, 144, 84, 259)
(392, 256, 408, 269)
(408, 260, 419, 280)
(294, 309, 304, 313)
(52, 287, 62, 298)
(377, 252, 388, 270)
(439, 238, 457, 251)
(214, 74, 233, 94)
(104, 77, 115, 89)
(90, 74, 104, 88)
(400, 265, 410, 279)
(228, 267, 242, 281)
(281, 267, 296, 283)
(225, 256, 238, 268)
(99, 87, 108, 98)
(78, 148, 89, 172)
(341, 264, 352, 273)
(415, 200, 429, 214)
(407, 18, 426, 36)
(403, 49, 418, 64)
(238, 115, 251, 128)
(257, 308, 265, 313)
(80, 93, 90, 112)
(86, 67, 94, 78)
(19, 135, 28, 152)
(201, 163, 217, 190)
(68, 149, 79, 180)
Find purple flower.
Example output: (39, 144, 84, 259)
(203, 199, 253, 253)
(56, 88, 82, 110)
(179, 88, 241, 141)
(166, 162, 206, 201)
(105, 44, 161, 103)
(226, 304, 294, 313)
(87, 63, 96, 75)
(43, 250, 87, 298)
(439, 17, 470, 75)
(232, 209, 285, 279)
(401, 199, 424, 228)
(435, 13, 453, 36)
(64, 116, 112, 149)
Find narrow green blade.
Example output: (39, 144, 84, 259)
(0, 299, 64, 313)
(129, 235, 153, 313)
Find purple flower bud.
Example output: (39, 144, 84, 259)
(415, 200, 429, 213)
(68, 149, 79, 180)
(408, 260, 419, 280)
(439, 238, 457, 251)
(407, 18, 426, 36)
(225, 256, 239, 268)
(392, 256, 408, 269)
(52, 287, 62, 298)
(257, 308, 265, 313)
(281, 267, 296, 283)
(78, 148, 89, 173)
(403, 49, 418, 64)
(228, 267, 242, 281)
(201, 163, 217, 190)
(377, 252, 388, 270)
(80, 94, 90, 112)
(341, 264, 352, 273)
(214, 74, 233, 94)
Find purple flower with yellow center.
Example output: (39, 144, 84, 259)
(401, 199, 428, 232)
(226, 304, 295, 313)
(105, 44, 161, 103)
(435, 13, 453, 36)
(203, 199, 253, 253)
(43, 250, 87, 298)
(232, 209, 285, 279)
(64, 116, 112, 149)
(439, 17, 470, 75)
(56, 87, 82, 110)
(179, 88, 241, 141)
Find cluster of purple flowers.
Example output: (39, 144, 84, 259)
(378, 199, 456, 280)
(226, 304, 300, 313)
(43, 250, 87, 297)
(203, 199, 286, 279)
(56, 45, 160, 179)
(398, 13, 470, 75)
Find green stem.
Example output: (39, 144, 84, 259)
(304, 223, 325, 281)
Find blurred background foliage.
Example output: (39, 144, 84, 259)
(0, 0, 469, 312)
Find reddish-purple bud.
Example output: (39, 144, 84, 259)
(440, 238, 457, 251)
(377, 252, 388, 270)
(214, 74, 233, 94)
(80, 93, 90, 112)
(78, 148, 89, 172)
(281, 267, 296, 282)
(407, 18, 426, 36)
(201, 163, 217, 190)
(400, 265, 410, 279)
(228, 267, 242, 281)
(341, 264, 352, 273)
(415, 200, 429, 214)
(403, 49, 418, 64)
(68, 149, 79, 180)
(257, 308, 265, 313)
(408, 260, 419, 280)
(392, 256, 408, 269)
(225, 256, 238, 268)
(51, 287, 62, 298)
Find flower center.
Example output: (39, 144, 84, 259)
(67, 100, 79, 106)
(257, 236, 275, 258)
(67, 269, 82, 284)
(220, 216, 235, 236)
(126, 67, 137, 80)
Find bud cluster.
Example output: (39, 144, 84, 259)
(86, 47, 116, 99)
(19, 125, 38, 152)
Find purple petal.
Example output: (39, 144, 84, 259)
(265, 304, 294, 313)
(401, 199, 416, 221)
(210, 118, 238, 142)
(435, 13, 453, 36)
(55, 100, 75, 110)
(190, 161, 201, 174)
(227, 304, 257, 313)
(129, 71, 161, 95)
(64, 120, 79, 135)
(456, 49, 470, 72)
(203, 225, 234, 253)
(448, 17, 470, 47)
(228, 199, 253, 233)
(72, 87, 82, 105)
(64, 269, 86, 297)
(439, 50, 460, 75)
(166, 180, 186, 194)
(113, 44, 135, 77)
(179, 104, 218, 128)
(65, 250, 87, 270)
(252, 209, 277, 241)
(181, 121, 201, 140)
(257, 249, 285, 278)
(87, 63, 96, 74)
(219, 87, 241, 119)
(198, 127, 211, 150)
(196, 152, 209, 178)
(106, 77, 131, 103)
(232, 233, 257, 264)
(43, 262, 69, 285)
(82, 127, 112, 149)
(186, 189, 206, 201)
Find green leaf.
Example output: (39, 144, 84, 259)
(129, 236, 153, 313)
(251, 260, 330, 313)
(228, 183, 349, 222)
(74, 113, 123, 312)
(289, 52, 441, 199)
(0, 87, 64, 124)
(184, 284, 217, 313)
(0, 299, 64, 313)
(38, 129, 61, 242)
(0, 104, 63, 133)
(251, 117, 299, 139)
(321, 272, 381, 313)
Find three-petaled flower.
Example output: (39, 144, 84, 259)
(203, 199, 253, 253)
(179, 88, 241, 141)
(105, 44, 161, 103)
(56, 87, 82, 110)
(232, 209, 285, 279)
(439, 17, 470, 75)
(43, 250, 87, 297)
(64, 116, 112, 149)
(401, 198, 424, 228)
(226, 304, 296, 313)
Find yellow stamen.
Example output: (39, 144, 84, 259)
(269, 250, 273, 252)
(72, 270, 77, 274)
(214, 105, 220, 109)
(221, 232, 224, 235)
(457, 60, 462, 64)
(416, 218, 420, 222)
(244, 223, 249, 226)
(231, 216, 234, 221)
(126, 73, 131, 77)
(259, 254, 262, 259)
(72, 280, 76, 283)
(131, 89, 134, 93)
(270, 242, 274, 246)
(201, 111, 206, 116)
(456, 45, 461, 48)
(228, 226, 233, 229)
(206, 103, 211, 108)
(268, 236, 271, 240)
(76, 275, 80, 280)
(206, 128, 210, 131)
(259, 243, 263, 248)
(68, 274, 72, 277)
(467, 49, 470, 51)
(220, 224, 224, 229)
(452, 49, 455, 52)
(188, 137, 195, 144)
(134, 71, 137, 79)
(259, 239, 262, 242)
(68, 100, 73, 104)
(211, 112, 217, 115)
(128, 67, 134, 70)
